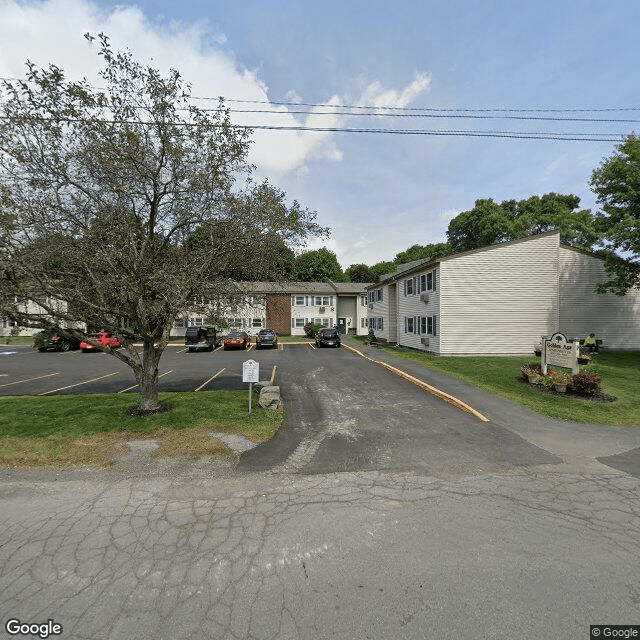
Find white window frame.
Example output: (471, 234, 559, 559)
(292, 295, 305, 306)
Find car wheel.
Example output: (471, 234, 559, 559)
(38, 347, 47, 352)
(59, 340, 70, 352)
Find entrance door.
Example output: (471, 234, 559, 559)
(337, 318, 347, 334)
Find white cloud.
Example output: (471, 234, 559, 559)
(0, 0, 430, 179)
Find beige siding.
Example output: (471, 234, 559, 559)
(439, 234, 560, 355)
(397, 269, 440, 352)
(367, 284, 390, 340)
(559, 247, 640, 349)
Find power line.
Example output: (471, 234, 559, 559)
(0, 113, 624, 141)
(225, 108, 640, 123)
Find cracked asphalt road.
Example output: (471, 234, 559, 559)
(2, 341, 640, 639)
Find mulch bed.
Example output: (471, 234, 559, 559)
(123, 404, 172, 417)
(518, 377, 617, 403)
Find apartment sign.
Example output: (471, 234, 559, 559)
(542, 332, 579, 374)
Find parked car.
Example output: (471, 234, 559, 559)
(34, 327, 81, 352)
(255, 329, 278, 350)
(80, 332, 122, 352)
(315, 327, 341, 348)
(223, 331, 250, 350)
(185, 326, 219, 352)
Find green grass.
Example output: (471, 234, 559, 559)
(351, 337, 640, 425)
(0, 390, 281, 466)
(0, 336, 36, 345)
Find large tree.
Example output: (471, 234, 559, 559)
(590, 135, 640, 294)
(344, 263, 376, 283)
(446, 193, 597, 253)
(292, 247, 346, 282)
(0, 34, 324, 411)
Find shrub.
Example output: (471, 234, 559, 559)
(367, 329, 376, 342)
(571, 371, 602, 396)
(303, 322, 323, 338)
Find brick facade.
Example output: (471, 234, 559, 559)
(266, 294, 292, 335)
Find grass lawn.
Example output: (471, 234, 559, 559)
(0, 390, 281, 467)
(351, 337, 640, 425)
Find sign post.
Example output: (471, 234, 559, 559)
(242, 359, 259, 414)
(542, 332, 579, 375)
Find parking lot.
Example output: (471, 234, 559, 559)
(0, 342, 302, 396)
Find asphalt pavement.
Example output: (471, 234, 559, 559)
(1, 338, 640, 639)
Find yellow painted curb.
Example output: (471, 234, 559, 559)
(342, 343, 490, 423)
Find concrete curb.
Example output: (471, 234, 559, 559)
(341, 343, 490, 423)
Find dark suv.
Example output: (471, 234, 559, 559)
(256, 329, 278, 349)
(185, 326, 219, 352)
(315, 327, 341, 348)
(34, 327, 81, 352)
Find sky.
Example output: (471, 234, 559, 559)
(1, 0, 638, 269)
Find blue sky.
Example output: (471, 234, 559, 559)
(1, 0, 638, 267)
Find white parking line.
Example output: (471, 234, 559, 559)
(308, 343, 316, 349)
(117, 370, 173, 394)
(194, 368, 226, 392)
(247, 344, 253, 352)
(38, 372, 119, 396)
(0, 372, 59, 388)
(177, 347, 188, 354)
(214, 345, 223, 352)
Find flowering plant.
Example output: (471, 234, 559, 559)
(554, 372, 572, 385)
(535, 366, 556, 377)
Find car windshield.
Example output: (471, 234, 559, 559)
(227, 332, 242, 339)
(323, 329, 338, 337)
(259, 330, 275, 337)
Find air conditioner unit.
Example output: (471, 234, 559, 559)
(419, 293, 429, 303)
(319, 307, 325, 314)
(421, 337, 430, 346)
(368, 303, 373, 310)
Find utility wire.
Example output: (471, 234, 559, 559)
(0, 113, 626, 141)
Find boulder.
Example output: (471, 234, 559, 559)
(259, 385, 281, 410)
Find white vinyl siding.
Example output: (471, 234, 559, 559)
(398, 268, 440, 351)
(367, 284, 391, 341)
(558, 247, 640, 349)
(438, 233, 560, 355)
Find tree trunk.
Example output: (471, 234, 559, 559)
(135, 339, 162, 411)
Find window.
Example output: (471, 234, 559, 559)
(376, 289, 383, 302)
(189, 317, 204, 327)
(294, 318, 306, 328)
(292, 295, 305, 306)
(361, 317, 368, 328)
(405, 316, 415, 334)
(314, 295, 331, 306)
(361, 295, 367, 307)
(419, 271, 435, 292)
(404, 278, 415, 296)
(1, 317, 17, 329)
(378, 317, 383, 330)
(252, 318, 262, 328)
(419, 315, 437, 336)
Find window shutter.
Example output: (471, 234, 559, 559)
(433, 315, 437, 336)
(433, 270, 437, 292)
(414, 315, 419, 334)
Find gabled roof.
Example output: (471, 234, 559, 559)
(218, 280, 372, 295)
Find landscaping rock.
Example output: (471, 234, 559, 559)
(259, 385, 281, 410)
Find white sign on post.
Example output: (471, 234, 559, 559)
(242, 359, 259, 383)
(243, 359, 259, 414)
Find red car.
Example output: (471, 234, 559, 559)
(223, 331, 250, 350)
(80, 332, 121, 352)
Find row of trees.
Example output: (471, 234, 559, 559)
(1, 35, 638, 412)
